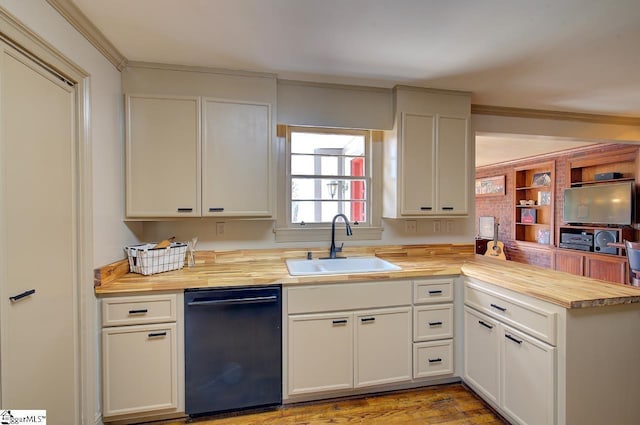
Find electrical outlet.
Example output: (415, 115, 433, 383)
(433, 220, 441, 233)
(405, 220, 417, 234)
(216, 222, 225, 236)
(446, 220, 454, 233)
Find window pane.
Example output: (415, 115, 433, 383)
(290, 154, 314, 175)
(292, 178, 366, 201)
(291, 132, 365, 155)
(291, 201, 367, 224)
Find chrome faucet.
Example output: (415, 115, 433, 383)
(327, 213, 352, 259)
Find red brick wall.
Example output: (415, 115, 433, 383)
(475, 144, 637, 268)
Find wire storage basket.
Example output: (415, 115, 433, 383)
(125, 242, 188, 275)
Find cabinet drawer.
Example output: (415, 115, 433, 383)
(413, 304, 453, 342)
(413, 340, 454, 379)
(413, 278, 454, 304)
(464, 280, 556, 345)
(287, 281, 411, 314)
(102, 294, 178, 326)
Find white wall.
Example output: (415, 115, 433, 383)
(0, 2, 134, 423)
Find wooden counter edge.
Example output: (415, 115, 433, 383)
(94, 258, 129, 287)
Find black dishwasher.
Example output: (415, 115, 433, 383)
(184, 286, 282, 416)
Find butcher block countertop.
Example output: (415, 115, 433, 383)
(94, 244, 640, 309)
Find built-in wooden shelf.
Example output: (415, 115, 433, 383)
(570, 177, 635, 187)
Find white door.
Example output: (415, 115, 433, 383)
(400, 113, 435, 215)
(463, 307, 500, 405)
(288, 313, 353, 395)
(202, 99, 272, 217)
(501, 324, 556, 425)
(354, 307, 411, 388)
(125, 94, 200, 217)
(437, 115, 468, 214)
(0, 43, 78, 423)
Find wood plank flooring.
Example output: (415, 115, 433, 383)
(161, 384, 507, 425)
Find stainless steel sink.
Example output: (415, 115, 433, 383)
(285, 256, 401, 276)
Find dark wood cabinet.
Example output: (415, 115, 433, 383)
(554, 248, 628, 284)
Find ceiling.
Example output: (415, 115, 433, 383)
(69, 0, 640, 163)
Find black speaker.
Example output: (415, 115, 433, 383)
(594, 230, 618, 255)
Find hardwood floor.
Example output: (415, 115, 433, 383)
(162, 384, 507, 425)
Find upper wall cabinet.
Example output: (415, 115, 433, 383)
(383, 86, 471, 218)
(123, 65, 277, 219)
(202, 99, 272, 216)
(126, 94, 201, 217)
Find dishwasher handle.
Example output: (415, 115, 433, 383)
(187, 295, 278, 307)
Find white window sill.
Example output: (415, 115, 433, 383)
(274, 226, 383, 243)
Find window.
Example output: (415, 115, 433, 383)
(288, 127, 370, 227)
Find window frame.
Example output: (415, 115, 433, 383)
(275, 125, 383, 242)
(287, 126, 371, 227)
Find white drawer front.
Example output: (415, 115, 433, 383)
(413, 304, 454, 342)
(102, 294, 178, 326)
(413, 278, 454, 304)
(287, 280, 411, 314)
(413, 340, 454, 379)
(464, 280, 556, 345)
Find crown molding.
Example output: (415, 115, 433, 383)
(471, 104, 640, 126)
(46, 0, 126, 70)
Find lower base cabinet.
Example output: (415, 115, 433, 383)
(287, 307, 412, 395)
(554, 248, 627, 284)
(464, 278, 557, 425)
(101, 293, 184, 422)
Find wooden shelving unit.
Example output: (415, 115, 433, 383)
(513, 161, 555, 247)
(554, 146, 640, 285)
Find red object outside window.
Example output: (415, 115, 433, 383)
(350, 158, 365, 222)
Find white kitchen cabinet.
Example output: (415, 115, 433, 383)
(285, 281, 412, 400)
(411, 277, 456, 380)
(202, 99, 272, 216)
(125, 94, 201, 217)
(501, 324, 556, 425)
(463, 278, 557, 425)
(354, 307, 412, 388)
(123, 66, 276, 219)
(101, 293, 184, 422)
(287, 312, 354, 395)
(463, 307, 500, 405)
(383, 86, 470, 218)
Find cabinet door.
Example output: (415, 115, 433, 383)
(125, 94, 200, 217)
(401, 112, 435, 215)
(437, 115, 468, 214)
(501, 325, 556, 425)
(354, 307, 412, 388)
(102, 323, 178, 417)
(202, 99, 272, 217)
(586, 255, 627, 284)
(554, 250, 585, 275)
(288, 313, 353, 395)
(463, 307, 500, 405)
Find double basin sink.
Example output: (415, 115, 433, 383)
(286, 256, 401, 276)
